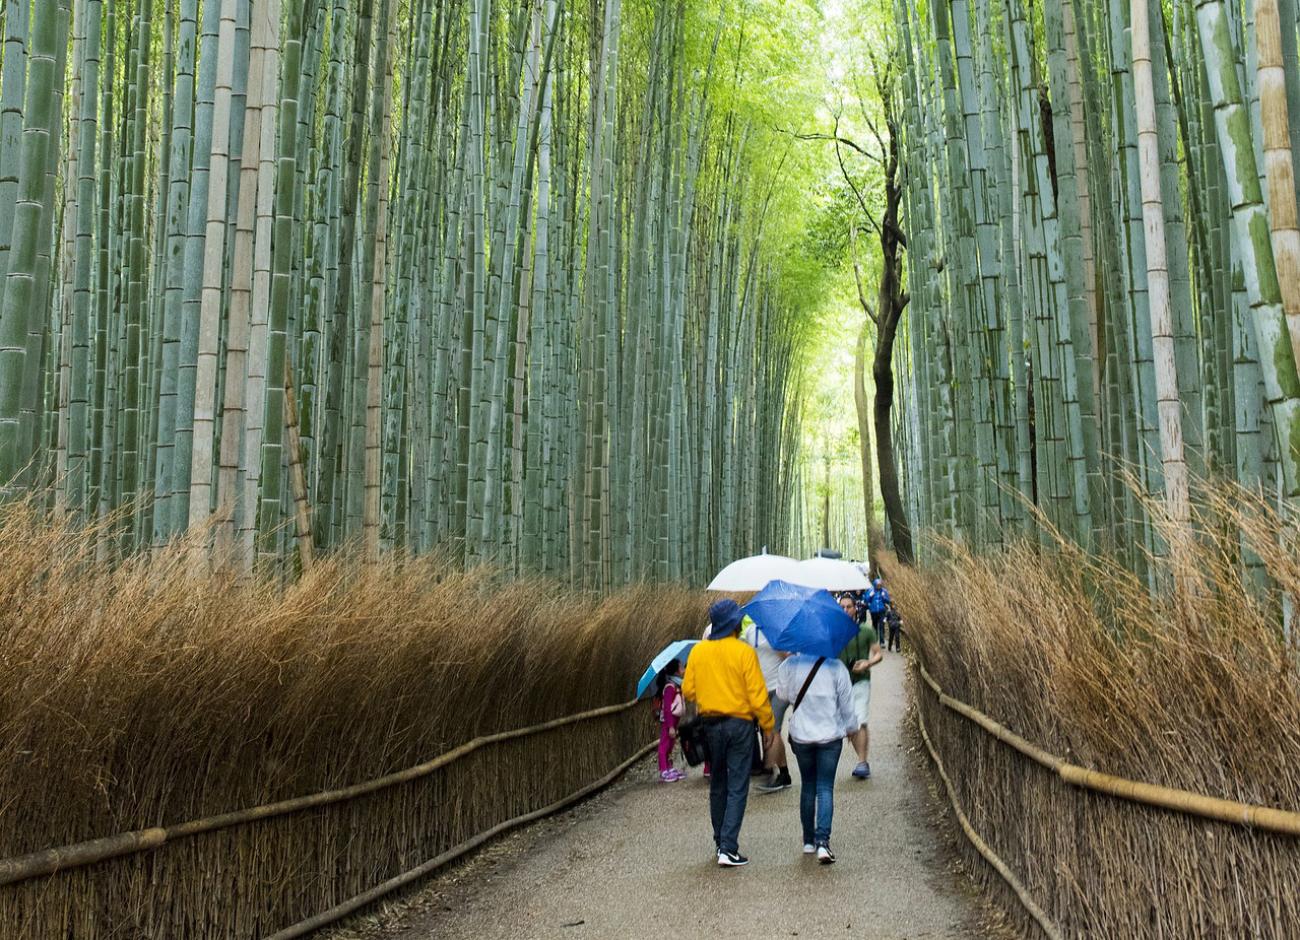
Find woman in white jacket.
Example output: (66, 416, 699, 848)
(775, 651, 857, 864)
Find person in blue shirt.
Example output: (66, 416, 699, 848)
(866, 579, 892, 647)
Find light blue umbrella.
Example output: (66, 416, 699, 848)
(742, 580, 859, 659)
(636, 640, 697, 699)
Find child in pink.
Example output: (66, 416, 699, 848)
(655, 660, 685, 782)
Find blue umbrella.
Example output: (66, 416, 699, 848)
(742, 580, 859, 659)
(635, 640, 697, 699)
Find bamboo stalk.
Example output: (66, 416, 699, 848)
(283, 358, 314, 570)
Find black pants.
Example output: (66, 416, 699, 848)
(870, 610, 885, 647)
(888, 622, 901, 652)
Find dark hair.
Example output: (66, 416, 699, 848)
(654, 659, 681, 698)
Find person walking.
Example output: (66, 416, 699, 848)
(886, 606, 903, 653)
(838, 594, 882, 779)
(740, 616, 793, 793)
(776, 651, 856, 864)
(654, 660, 686, 782)
(866, 579, 892, 648)
(683, 599, 775, 868)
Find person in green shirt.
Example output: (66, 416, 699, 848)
(838, 594, 883, 779)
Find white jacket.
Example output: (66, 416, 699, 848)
(776, 654, 856, 745)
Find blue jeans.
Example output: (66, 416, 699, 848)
(791, 738, 842, 847)
(704, 717, 754, 854)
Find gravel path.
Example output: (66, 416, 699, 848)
(326, 652, 1003, 940)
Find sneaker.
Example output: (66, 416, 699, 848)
(817, 845, 836, 865)
(802, 843, 816, 855)
(755, 773, 791, 793)
(852, 761, 869, 779)
(717, 850, 749, 867)
(667, 768, 686, 781)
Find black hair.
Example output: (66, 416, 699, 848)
(654, 658, 681, 698)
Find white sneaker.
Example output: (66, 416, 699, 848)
(817, 845, 836, 865)
(802, 843, 816, 855)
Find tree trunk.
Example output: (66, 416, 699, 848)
(874, 291, 913, 563)
(854, 316, 880, 560)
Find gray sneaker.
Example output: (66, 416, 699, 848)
(852, 761, 870, 779)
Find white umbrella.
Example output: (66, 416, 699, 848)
(706, 552, 802, 592)
(787, 556, 872, 591)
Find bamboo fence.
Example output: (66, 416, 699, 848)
(912, 655, 1300, 938)
(0, 699, 655, 938)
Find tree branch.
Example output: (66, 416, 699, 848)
(850, 226, 879, 325)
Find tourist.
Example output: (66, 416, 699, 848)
(654, 660, 686, 782)
(740, 616, 793, 793)
(866, 578, 892, 647)
(838, 594, 883, 779)
(776, 649, 856, 864)
(886, 606, 903, 653)
(682, 599, 776, 867)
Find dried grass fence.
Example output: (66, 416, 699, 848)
(0, 505, 702, 937)
(891, 488, 1300, 940)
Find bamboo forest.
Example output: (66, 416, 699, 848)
(3, 0, 1300, 937)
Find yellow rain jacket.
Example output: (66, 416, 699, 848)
(682, 634, 775, 735)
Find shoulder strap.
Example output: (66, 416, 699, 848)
(791, 657, 826, 713)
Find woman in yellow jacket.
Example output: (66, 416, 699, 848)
(683, 599, 775, 867)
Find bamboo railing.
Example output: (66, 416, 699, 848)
(912, 654, 1300, 938)
(914, 659, 1300, 836)
(265, 739, 656, 940)
(0, 698, 645, 889)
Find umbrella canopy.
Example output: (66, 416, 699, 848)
(706, 552, 802, 592)
(635, 640, 697, 699)
(742, 580, 860, 659)
(788, 556, 872, 591)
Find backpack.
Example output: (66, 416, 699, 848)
(676, 717, 709, 766)
(662, 683, 684, 719)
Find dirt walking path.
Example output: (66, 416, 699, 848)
(327, 652, 1002, 940)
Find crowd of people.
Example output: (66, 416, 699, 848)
(651, 577, 904, 868)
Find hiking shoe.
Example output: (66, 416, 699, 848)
(817, 845, 836, 865)
(755, 773, 791, 793)
(717, 850, 749, 867)
(852, 761, 870, 779)
(802, 843, 816, 855)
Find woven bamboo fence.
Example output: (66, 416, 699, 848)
(914, 656, 1300, 938)
(912, 655, 1300, 938)
(0, 701, 654, 938)
(904, 618, 1300, 940)
(892, 519, 1300, 940)
(0, 513, 706, 939)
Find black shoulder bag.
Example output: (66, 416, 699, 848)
(786, 656, 826, 744)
